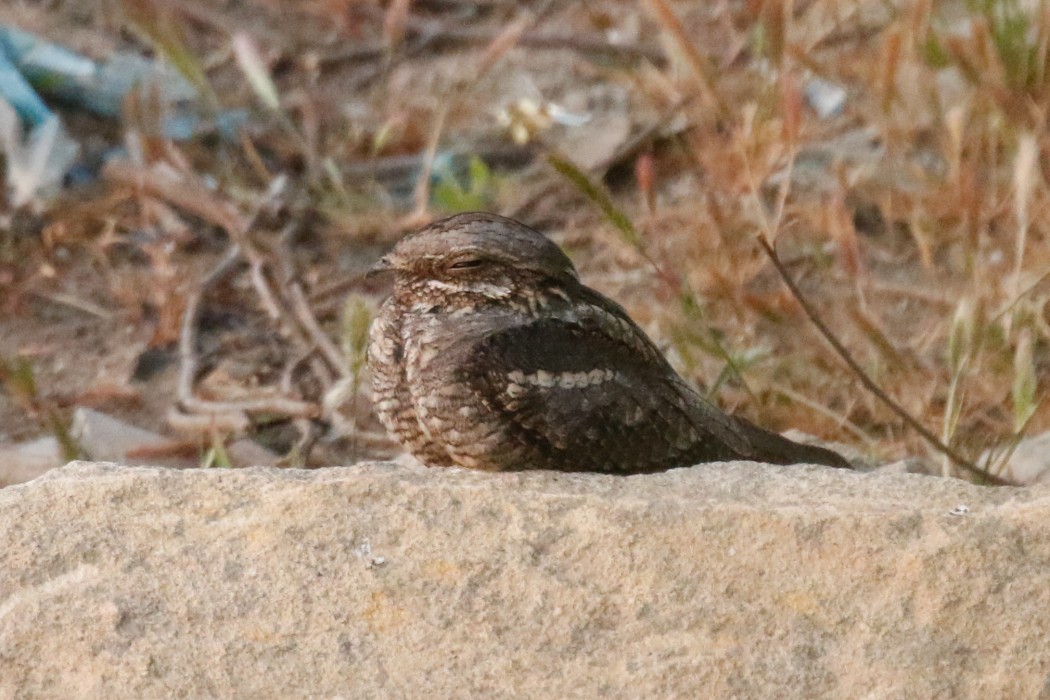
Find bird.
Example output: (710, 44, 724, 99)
(367, 212, 850, 473)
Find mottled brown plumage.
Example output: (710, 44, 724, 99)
(367, 212, 850, 473)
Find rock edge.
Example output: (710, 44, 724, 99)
(2, 461, 1049, 699)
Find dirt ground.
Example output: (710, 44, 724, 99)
(2, 0, 1048, 480)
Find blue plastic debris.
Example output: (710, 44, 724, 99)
(0, 25, 249, 140)
(0, 39, 55, 126)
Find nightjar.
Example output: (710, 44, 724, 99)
(367, 212, 850, 473)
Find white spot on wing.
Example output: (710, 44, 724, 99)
(533, 370, 554, 387)
(507, 368, 618, 390)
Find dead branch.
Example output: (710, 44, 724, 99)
(288, 281, 346, 375)
(757, 236, 1015, 487)
(275, 224, 346, 378)
(174, 177, 327, 427)
(175, 245, 317, 422)
(318, 22, 664, 68)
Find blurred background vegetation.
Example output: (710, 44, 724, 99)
(1, 0, 1048, 483)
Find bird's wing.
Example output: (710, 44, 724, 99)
(462, 306, 755, 472)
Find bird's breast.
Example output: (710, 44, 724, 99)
(400, 306, 521, 380)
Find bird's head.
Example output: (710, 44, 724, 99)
(369, 213, 579, 309)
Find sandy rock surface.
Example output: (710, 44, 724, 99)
(2, 461, 1049, 698)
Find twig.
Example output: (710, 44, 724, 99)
(245, 246, 335, 390)
(176, 245, 242, 409)
(29, 291, 114, 320)
(770, 383, 877, 448)
(248, 257, 286, 321)
(243, 248, 335, 391)
(318, 23, 664, 67)
(339, 144, 535, 183)
(167, 406, 249, 434)
(757, 236, 1015, 486)
(288, 282, 346, 375)
(176, 246, 318, 420)
(237, 178, 336, 388)
(308, 271, 370, 308)
(178, 243, 242, 397)
(274, 224, 345, 380)
(341, 429, 400, 450)
(279, 417, 321, 468)
(174, 181, 322, 423)
(280, 351, 315, 395)
(984, 393, 1048, 476)
(867, 280, 956, 309)
(406, 21, 665, 62)
(992, 267, 1050, 323)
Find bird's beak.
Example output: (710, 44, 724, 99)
(366, 255, 395, 279)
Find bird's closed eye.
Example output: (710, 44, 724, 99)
(449, 258, 485, 270)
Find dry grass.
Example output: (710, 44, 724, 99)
(2, 0, 1049, 479)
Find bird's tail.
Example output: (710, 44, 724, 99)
(734, 418, 852, 469)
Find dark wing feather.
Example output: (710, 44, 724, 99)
(463, 309, 755, 473)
